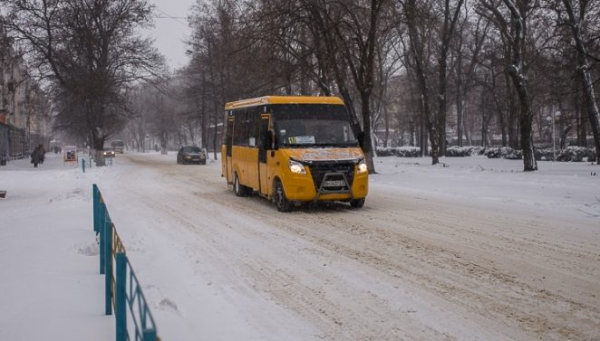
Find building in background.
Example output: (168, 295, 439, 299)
(0, 39, 51, 166)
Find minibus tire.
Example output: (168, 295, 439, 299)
(350, 198, 365, 208)
(234, 173, 248, 197)
(274, 180, 291, 212)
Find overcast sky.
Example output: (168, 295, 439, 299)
(145, 0, 197, 71)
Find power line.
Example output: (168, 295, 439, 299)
(154, 8, 187, 26)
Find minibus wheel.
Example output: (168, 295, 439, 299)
(350, 198, 365, 208)
(273, 180, 291, 212)
(234, 173, 248, 197)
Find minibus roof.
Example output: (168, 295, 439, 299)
(225, 96, 344, 110)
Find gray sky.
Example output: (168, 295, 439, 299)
(145, 0, 197, 71)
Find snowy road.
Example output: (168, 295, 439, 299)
(98, 153, 600, 341)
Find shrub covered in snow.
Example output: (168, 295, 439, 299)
(376, 146, 421, 157)
(559, 147, 597, 162)
(377, 145, 597, 162)
(535, 148, 555, 161)
(484, 147, 515, 159)
(376, 147, 396, 157)
(445, 146, 483, 157)
(505, 149, 523, 160)
(484, 146, 596, 162)
(535, 147, 596, 162)
(556, 147, 587, 162)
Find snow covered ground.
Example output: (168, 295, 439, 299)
(0, 153, 112, 340)
(1, 151, 599, 341)
(373, 155, 600, 220)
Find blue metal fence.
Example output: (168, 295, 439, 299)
(93, 184, 160, 341)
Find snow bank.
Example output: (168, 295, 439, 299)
(0, 153, 113, 340)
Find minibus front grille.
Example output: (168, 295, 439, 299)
(307, 161, 355, 192)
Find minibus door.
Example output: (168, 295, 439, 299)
(225, 116, 234, 183)
(258, 115, 271, 196)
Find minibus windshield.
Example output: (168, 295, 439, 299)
(272, 104, 358, 148)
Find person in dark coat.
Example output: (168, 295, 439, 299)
(31, 146, 41, 168)
(38, 144, 45, 164)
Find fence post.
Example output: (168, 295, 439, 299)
(99, 200, 106, 275)
(116, 253, 127, 341)
(105, 218, 113, 316)
(143, 329, 157, 341)
(93, 185, 98, 234)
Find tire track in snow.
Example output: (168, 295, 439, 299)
(114, 154, 600, 341)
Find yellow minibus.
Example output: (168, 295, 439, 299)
(221, 96, 368, 211)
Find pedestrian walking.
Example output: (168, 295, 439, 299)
(38, 144, 45, 164)
(31, 145, 40, 168)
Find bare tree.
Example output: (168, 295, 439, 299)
(331, 0, 390, 172)
(555, 0, 600, 164)
(478, 0, 538, 171)
(181, 0, 598, 169)
(452, 11, 490, 147)
(402, 0, 465, 164)
(2, 0, 162, 164)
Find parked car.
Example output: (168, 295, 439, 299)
(103, 148, 116, 158)
(177, 146, 206, 165)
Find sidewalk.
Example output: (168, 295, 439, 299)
(0, 154, 113, 340)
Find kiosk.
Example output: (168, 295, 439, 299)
(63, 145, 78, 165)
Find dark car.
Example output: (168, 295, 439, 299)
(177, 146, 206, 165)
(102, 148, 116, 158)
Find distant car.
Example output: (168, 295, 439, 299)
(177, 146, 206, 165)
(103, 148, 116, 158)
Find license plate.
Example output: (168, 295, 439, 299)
(324, 180, 346, 187)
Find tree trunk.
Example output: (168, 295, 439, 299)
(519, 102, 537, 170)
(93, 135, 106, 166)
(361, 92, 376, 173)
(504, 0, 537, 171)
(505, 73, 519, 149)
(201, 74, 208, 150)
(212, 96, 220, 161)
(498, 103, 507, 146)
(481, 88, 487, 148)
(575, 79, 587, 147)
(456, 88, 464, 147)
(436, 0, 464, 159)
(464, 100, 472, 145)
(406, 0, 436, 163)
(510, 68, 537, 171)
(560, 126, 572, 150)
(562, 0, 600, 164)
(384, 103, 390, 148)
(420, 109, 428, 156)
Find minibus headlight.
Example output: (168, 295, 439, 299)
(288, 160, 306, 174)
(357, 159, 368, 173)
